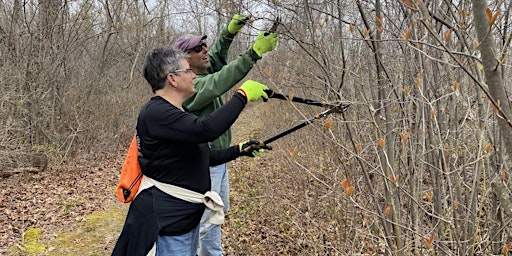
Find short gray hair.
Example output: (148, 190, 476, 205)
(142, 47, 188, 93)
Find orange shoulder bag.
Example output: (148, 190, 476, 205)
(116, 135, 142, 203)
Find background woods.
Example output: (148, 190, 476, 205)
(1, 0, 511, 255)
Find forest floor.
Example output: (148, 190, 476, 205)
(1, 103, 298, 255)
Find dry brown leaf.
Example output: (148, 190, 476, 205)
(345, 186, 355, 196)
(424, 191, 433, 202)
(378, 138, 386, 149)
(375, 15, 383, 26)
(288, 146, 299, 158)
(459, 9, 470, 18)
(375, 15, 384, 34)
(452, 81, 460, 90)
(402, 27, 412, 42)
(431, 109, 437, 118)
(424, 234, 435, 249)
(414, 77, 421, 85)
(402, 86, 410, 95)
(491, 10, 500, 26)
(383, 205, 390, 216)
(486, 8, 500, 26)
(400, 132, 409, 144)
(377, 26, 384, 34)
(491, 100, 500, 114)
(390, 174, 399, 184)
(401, 0, 416, 10)
(472, 38, 479, 50)
(355, 142, 362, 154)
(287, 92, 294, 101)
(324, 117, 333, 130)
(341, 178, 352, 189)
(485, 143, 493, 153)
(486, 7, 493, 25)
(453, 201, 459, 210)
(503, 241, 512, 255)
(444, 29, 452, 44)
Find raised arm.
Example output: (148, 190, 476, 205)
(146, 81, 268, 144)
(207, 14, 249, 72)
(184, 49, 261, 112)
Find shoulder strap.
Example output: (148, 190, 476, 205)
(127, 144, 162, 191)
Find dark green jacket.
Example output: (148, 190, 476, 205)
(184, 27, 261, 149)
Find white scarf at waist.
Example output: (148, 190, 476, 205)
(138, 175, 225, 225)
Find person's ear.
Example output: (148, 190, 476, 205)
(166, 73, 178, 88)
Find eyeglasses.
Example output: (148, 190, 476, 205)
(172, 68, 193, 75)
(188, 42, 207, 53)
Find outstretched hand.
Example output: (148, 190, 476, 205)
(252, 32, 278, 57)
(236, 80, 269, 102)
(238, 139, 272, 157)
(228, 14, 249, 34)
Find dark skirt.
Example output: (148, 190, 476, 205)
(112, 187, 205, 256)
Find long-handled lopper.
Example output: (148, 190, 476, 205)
(262, 102, 347, 145)
(264, 89, 349, 109)
(241, 101, 348, 153)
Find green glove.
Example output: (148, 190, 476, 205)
(237, 80, 269, 102)
(252, 32, 278, 57)
(228, 14, 248, 34)
(239, 139, 272, 157)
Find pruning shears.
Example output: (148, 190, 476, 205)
(264, 17, 281, 36)
(237, 15, 252, 25)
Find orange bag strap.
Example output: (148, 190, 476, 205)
(126, 171, 144, 192)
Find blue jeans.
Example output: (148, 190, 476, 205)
(156, 224, 199, 256)
(198, 163, 229, 256)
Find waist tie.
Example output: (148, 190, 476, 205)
(138, 175, 225, 225)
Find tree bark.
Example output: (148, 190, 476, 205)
(471, 0, 512, 156)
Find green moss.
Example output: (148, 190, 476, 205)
(23, 228, 43, 242)
(7, 206, 127, 256)
(7, 227, 46, 255)
(46, 206, 127, 255)
(24, 241, 46, 255)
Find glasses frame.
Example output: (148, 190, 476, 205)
(188, 42, 207, 53)
(171, 68, 194, 75)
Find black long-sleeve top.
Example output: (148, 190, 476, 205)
(137, 93, 246, 193)
(112, 93, 247, 256)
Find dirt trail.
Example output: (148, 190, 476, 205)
(0, 152, 127, 255)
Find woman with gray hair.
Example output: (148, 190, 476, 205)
(112, 47, 270, 256)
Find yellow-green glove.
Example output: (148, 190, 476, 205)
(228, 14, 248, 34)
(252, 32, 278, 57)
(236, 80, 269, 102)
(239, 139, 272, 157)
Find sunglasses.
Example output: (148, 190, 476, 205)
(188, 42, 207, 53)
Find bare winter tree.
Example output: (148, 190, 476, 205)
(226, 0, 512, 255)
